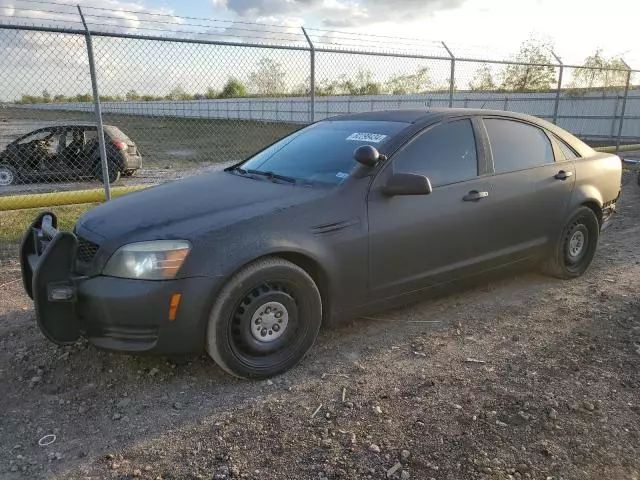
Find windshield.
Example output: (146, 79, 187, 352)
(239, 120, 408, 186)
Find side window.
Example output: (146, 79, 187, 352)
(555, 137, 580, 160)
(17, 129, 53, 144)
(393, 119, 478, 186)
(485, 119, 554, 173)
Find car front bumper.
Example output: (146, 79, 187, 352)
(20, 212, 218, 354)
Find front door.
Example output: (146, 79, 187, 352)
(367, 118, 496, 301)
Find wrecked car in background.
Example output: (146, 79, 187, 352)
(0, 124, 142, 186)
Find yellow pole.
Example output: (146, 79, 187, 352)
(0, 185, 149, 212)
(594, 144, 640, 154)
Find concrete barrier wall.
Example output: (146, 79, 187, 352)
(19, 89, 640, 141)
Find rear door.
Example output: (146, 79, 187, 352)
(480, 117, 576, 261)
(367, 118, 496, 300)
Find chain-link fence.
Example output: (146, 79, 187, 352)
(1, 5, 639, 263)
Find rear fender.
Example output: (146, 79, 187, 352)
(570, 184, 603, 212)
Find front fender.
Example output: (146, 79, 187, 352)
(189, 218, 368, 319)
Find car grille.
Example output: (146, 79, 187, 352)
(77, 236, 100, 266)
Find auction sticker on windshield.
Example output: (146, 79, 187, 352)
(346, 133, 388, 143)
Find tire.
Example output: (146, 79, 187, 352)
(93, 162, 121, 185)
(206, 257, 322, 379)
(541, 206, 600, 279)
(637, 171, 640, 187)
(0, 164, 17, 186)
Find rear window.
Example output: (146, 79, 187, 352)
(555, 137, 580, 160)
(106, 127, 132, 143)
(485, 119, 554, 173)
(240, 120, 408, 186)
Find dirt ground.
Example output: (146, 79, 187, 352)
(0, 172, 639, 480)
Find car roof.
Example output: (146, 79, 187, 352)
(330, 108, 545, 126)
(40, 122, 117, 128)
(329, 108, 593, 155)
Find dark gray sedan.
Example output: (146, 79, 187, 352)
(20, 109, 621, 379)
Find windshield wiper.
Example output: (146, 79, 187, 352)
(245, 169, 297, 184)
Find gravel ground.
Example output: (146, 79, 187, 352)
(0, 172, 639, 480)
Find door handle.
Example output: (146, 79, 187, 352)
(554, 170, 573, 180)
(463, 190, 489, 202)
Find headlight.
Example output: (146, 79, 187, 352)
(103, 240, 191, 280)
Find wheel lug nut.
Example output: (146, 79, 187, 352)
(255, 319, 261, 324)
(261, 328, 267, 336)
(273, 324, 280, 332)
(265, 308, 271, 314)
(275, 312, 282, 318)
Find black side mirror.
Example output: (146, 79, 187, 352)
(354, 145, 386, 167)
(382, 173, 433, 196)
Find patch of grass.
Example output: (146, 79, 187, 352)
(0, 203, 96, 246)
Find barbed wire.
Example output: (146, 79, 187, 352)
(1, 0, 639, 68)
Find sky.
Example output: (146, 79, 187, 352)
(2, 0, 639, 64)
(0, 0, 638, 100)
(106, 0, 640, 65)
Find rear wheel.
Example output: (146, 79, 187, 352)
(206, 257, 322, 379)
(0, 164, 17, 186)
(93, 161, 120, 184)
(541, 206, 600, 279)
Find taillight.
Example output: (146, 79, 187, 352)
(113, 140, 127, 150)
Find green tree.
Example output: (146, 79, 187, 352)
(41, 90, 51, 103)
(126, 90, 140, 101)
(386, 66, 431, 94)
(205, 87, 218, 99)
(19, 94, 37, 104)
(315, 78, 340, 96)
(469, 65, 497, 91)
(53, 94, 66, 102)
(75, 93, 92, 102)
(570, 49, 630, 89)
(500, 38, 557, 91)
(166, 85, 192, 101)
(338, 70, 382, 95)
(218, 77, 248, 98)
(249, 58, 287, 96)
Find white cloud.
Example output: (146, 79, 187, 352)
(212, 0, 467, 27)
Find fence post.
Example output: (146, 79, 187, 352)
(302, 27, 315, 123)
(551, 51, 563, 125)
(615, 61, 632, 153)
(78, 6, 111, 201)
(442, 41, 455, 108)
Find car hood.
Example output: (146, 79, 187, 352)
(76, 170, 327, 241)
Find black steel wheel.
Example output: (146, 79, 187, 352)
(206, 257, 322, 379)
(541, 206, 599, 279)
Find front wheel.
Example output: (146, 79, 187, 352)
(541, 206, 600, 279)
(206, 257, 322, 379)
(0, 164, 17, 186)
